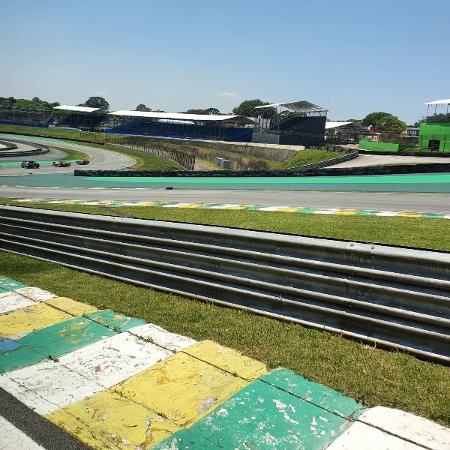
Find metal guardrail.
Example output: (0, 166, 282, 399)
(0, 139, 49, 158)
(0, 206, 448, 364)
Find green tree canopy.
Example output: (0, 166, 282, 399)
(135, 104, 152, 112)
(361, 112, 406, 134)
(0, 97, 60, 110)
(232, 99, 276, 119)
(79, 96, 109, 111)
(185, 107, 221, 115)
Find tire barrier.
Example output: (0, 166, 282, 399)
(0, 205, 448, 364)
(0, 139, 49, 158)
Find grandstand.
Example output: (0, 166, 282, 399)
(252, 100, 328, 146)
(0, 108, 53, 127)
(419, 99, 450, 152)
(53, 105, 108, 131)
(106, 110, 254, 142)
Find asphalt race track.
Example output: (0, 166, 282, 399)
(1, 133, 450, 213)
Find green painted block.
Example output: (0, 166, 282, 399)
(154, 378, 349, 450)
(261, 369, 363, 419)
(0, 316, 116, 372)
(298, 207, 317, 214)
(357, 210, 379, 216)
(0, 278, 26, 293)
(85, 310, 145, 332)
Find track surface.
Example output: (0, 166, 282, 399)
(0, 134, 134, 174)
(2, 187, 450, 213)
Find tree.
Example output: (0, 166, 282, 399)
(135, 104, 152, 112)
(79, 96, 109, 111)
(185, 107, 220, 115)
(232, 99, 276, 119)
(361, 112, 406, 134)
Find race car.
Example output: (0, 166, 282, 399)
(21, 160, 40, 169)
(52, 161, 71, 167)
(76, 159, 90, 165)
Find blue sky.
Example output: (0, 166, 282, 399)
(1, 0, 449, 123)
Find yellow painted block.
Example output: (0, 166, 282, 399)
(0, 303, 72, 338)
(115, 351, 248, 427)
(48, 390, 178, 450)
(334, 210, 357, 216)
(44, 297, 97, 316)
(184, 340, 267, 381)
(277, 207, 300, 212)
(181, 203, 199, 209)
(398, 213, 421, 218)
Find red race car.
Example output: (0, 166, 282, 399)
(52, 161, 71, 167)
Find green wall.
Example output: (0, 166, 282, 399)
(419, 122, 450, 152)
(358, 140, 401, 152)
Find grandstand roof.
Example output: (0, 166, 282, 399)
(255, 100, 327, 113)
(325, 121, 353, 129)
(425, 99, 450, 106)
(54, 105, 101, 113)
(109, 110, 252, 123)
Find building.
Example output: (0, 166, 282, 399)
(252, 100, 327, 147)
(419, 99, 450, 152)
(325, 121, 369, 144)
(53, 105, 108, 131)
(106, 110, 254, 142)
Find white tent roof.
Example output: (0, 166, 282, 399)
(109, 110, 249, 122)
(255, 100, 327, 113)
(425, 99, 450, 106)
(325, 121, 352, 129)
(54, 105, 101, 113)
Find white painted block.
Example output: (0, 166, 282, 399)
(0, 293, 37, 314)
(14, 287, 56, 302)
(358, 407, 450, 450)
(129, 323, 197, 351)
(1, 364, 104, 415)
(58, 331, 173, 387)
(327, 422, 422, 450)
(0, 416, 44, 450)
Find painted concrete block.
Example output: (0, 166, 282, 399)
(358, 407, 450, 450)
(184, 340, 267, 381)
(116, 351, 248, 427)
(0, 277, 26, 293)
(44, 296, 97, 316)
(48, 390, 179, 450)
(0, 303, 73, 339)
(154, 378, 349, 450)
(0, 316, 116, 372)
(86, 309, 145, 332)
(130, 323, 197, 352)
(58, 331, 173, 388)
(0, 416, 44, 450)
(0, 292, 37, 315)
(0, 363, 104, 415)
(326, 421, 422, 450)
(261, 368, 363, 419)
(14, 287, 56, 302)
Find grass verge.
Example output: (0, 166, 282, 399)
(1, 250, 448, 426)
(47, 145, 90, 161)
(1, 199, 449, 252)
(270, 149, 345, 169)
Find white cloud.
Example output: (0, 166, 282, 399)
(217, 91, 237, 98)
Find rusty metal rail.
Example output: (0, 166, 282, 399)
(0, 206, 448, 364)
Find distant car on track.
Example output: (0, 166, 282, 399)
(76, 159, 90, 165)
(21, 160, 40, 169)
(52, 161, 71, 167)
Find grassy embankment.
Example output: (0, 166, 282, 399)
(2, 198, 449, 252)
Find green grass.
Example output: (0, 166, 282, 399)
(0, 124, 96, 141)
(270, 149, 345, 169)
(2, 199, 450, 252)
(1, 250, 448, 426)
(47, 145, 90, 161)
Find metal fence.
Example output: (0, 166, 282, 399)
(0, 206, 448, 364)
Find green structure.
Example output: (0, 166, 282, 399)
(419, 121, 450, 152)
(358, 140, 406, 152)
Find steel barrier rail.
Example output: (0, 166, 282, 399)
(0, 205, 448, 364)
